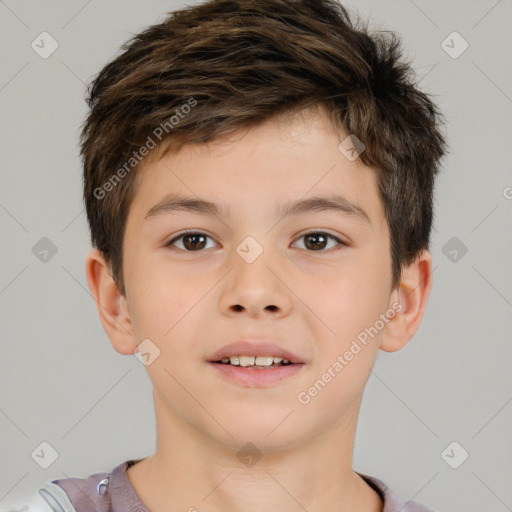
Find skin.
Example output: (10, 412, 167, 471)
(86, 106, 432, 511)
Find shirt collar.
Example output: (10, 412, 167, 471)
(108, 460, 415, 512)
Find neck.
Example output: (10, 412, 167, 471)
(126, 390, 383, 512)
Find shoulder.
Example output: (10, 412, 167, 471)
(357, 472, 440, 512)
(1, 483, 81, 512)
(1, 489, 63, 512)
(5, 461, 130, 512)
(41, 468, 112, 511)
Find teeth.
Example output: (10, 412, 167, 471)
(220, 356, 291, 367)
(239, 356, 255, 367)
(255, 356, 274, 366)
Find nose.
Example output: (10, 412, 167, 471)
(218, 240, 292, 318)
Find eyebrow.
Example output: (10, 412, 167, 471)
(144, 193, 371, 224)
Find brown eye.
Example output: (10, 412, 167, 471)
(293, 232, 344, 251)
(165, 231, 345, 252)
(166, 231, 216, 251)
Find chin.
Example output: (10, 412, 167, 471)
(209, 412, 308, 451)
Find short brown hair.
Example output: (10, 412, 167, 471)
(81, 0, 448, 297)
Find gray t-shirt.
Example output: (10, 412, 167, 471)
(13, 459, 439, 511)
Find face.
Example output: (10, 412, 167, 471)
(120, 108, 396, 450)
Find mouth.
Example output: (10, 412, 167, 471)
(212, 355, 297, 369)
(208, 356, 305, 387)
(207, 340, 305, 366)
(207, 340, 306, 386)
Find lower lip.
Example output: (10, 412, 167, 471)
(209, 362, 305, 387)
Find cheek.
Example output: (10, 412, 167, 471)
(321, 274, 386, 326)
(128, 266, 193, 344)
(297, 349, 376, 425)
(299, 288, 382, 415)
(310, 264, 390, 365)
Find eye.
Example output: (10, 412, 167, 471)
(292, 231, 345, 251)
(165, 230, 218, 251)
(164, 230, 346, 252)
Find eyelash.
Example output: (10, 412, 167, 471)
(164, 230, 346, 252)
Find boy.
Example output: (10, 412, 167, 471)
(17, 0, 447, 510)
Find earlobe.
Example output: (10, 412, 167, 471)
(84, 248, 137, 356)
(379, 250, 433, 353)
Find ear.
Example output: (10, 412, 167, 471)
(379, 249, 433, 352)
(85, 248, 138, 356)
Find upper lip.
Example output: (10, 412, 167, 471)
(208, 340, 305, 364)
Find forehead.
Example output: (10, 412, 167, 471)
(128, 108, 387, 233)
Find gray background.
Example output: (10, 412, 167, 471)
(1, 1, 511, 510)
